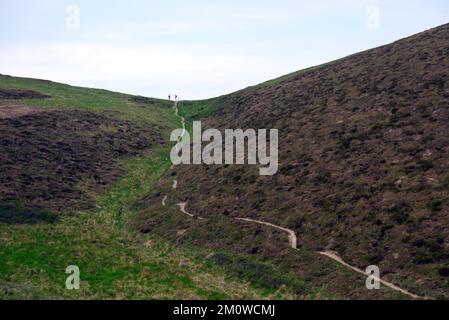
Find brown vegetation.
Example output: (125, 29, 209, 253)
(141, 23, 449, 298)
(0, 109, 163, 215)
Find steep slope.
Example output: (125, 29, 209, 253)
(147, 23, 449, 298)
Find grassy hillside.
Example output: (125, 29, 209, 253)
(138, 24, 449, 299)
(0, 75, 294, 299)
(0, 74, 176, 126)
(3, 24, 449, 300)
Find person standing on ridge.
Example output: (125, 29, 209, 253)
(174, 94, 178, 101)
(168, 94, 171, 101)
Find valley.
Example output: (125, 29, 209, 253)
(1, 23, 449, 300)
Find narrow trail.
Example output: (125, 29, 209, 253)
(166, 101, 428, 300)
(235, 218, 297, 249)
(173, 101, 186, 141)
(172, 101, 194, 217)
(161, 195, 168, 206)
(176, 202, 206, 220)
(160, 101, 184, 207)
(318, 251, 428, 300)
(177, 202, 195, 218)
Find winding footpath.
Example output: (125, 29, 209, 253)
(177, 202, 205, 220)
(177, 202, 195, 218)
(164, 101, 429, 300)
(161, 195, 168, 206)
(318, 251, 424, 299)
(235, 218, 297, 249)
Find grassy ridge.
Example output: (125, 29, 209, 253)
(0, 74, 176, 127)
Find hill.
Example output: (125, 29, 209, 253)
(136, 23, 449, 299)
(0, 75, 291, 299)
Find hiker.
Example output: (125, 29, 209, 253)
(168, 94, 171, 101)
(174, 94, 178, 101)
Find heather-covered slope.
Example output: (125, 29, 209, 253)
(148, 23, 449, 298)
(0, 75, 171, 216)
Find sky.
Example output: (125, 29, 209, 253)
(0, 0, 448, 99)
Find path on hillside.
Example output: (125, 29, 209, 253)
(235, 218, 297, 249)
(177, 202, 206, 220)
(160, 101, 183, 207)
(165, 101, 427, 300)
(177, 202, 195, 218)
(317, 251, 425, 299)
(173, 101, 186, 141)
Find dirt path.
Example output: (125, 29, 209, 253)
(177, 201, 205, 220)
(234, 215, 427, 298)
(173, 101, 186, 140)
(234, 220, 428, 299)
(318, 251, 429, 299)
(177, 202, 195, 218)
(167, 100, 428, 300)
(235, 218, 297, 249)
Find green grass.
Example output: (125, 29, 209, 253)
(1, 71, 409, 300)
(179, 97, 226, 122)
(0, 74, 177, 128)
(0, 75, 296, 299)
(0, 145, 295, 299)
(177, 96, 228, 138)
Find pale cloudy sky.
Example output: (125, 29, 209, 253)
(0, 0, 448, 99)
